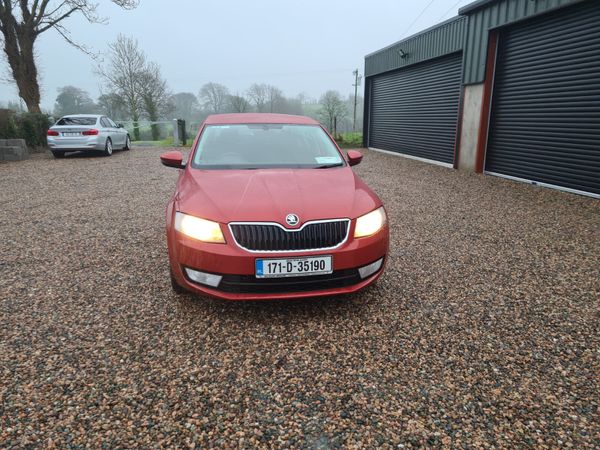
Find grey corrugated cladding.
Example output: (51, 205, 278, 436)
(461, 0, 585, 84)
(365, 0, 588, 84)
(364, 17, 467, 77)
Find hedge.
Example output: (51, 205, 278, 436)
(0, 109, 52, 148)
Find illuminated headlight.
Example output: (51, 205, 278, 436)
(175, 212, 226, 243)
(185, 268, 222, 287)
(354, 207, 387, 238)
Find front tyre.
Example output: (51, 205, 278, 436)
(103, 138, 113, 157)
(52, 151, 65, 158)
(170, 269, 187, 295)
(123, 135, 131, 151)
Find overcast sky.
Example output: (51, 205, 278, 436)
(1, 0, 471, 111)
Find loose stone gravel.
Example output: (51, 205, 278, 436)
(1, 148, 599, 448)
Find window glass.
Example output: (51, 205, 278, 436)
(56, 117, 97, 126)
(192, 124, 344, 169)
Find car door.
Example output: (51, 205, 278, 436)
(101, 117, 120, 147)
(107, 117, 126, 146)
(99, 117, 113, 145)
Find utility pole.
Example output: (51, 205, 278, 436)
(352, 69, 362, 132)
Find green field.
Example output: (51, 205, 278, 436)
(335, 132, 363, 148)
(132, 135, 193, 148)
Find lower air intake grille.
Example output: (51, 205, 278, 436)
(229, 219, 350, 251)
(218, 269, 362, 294)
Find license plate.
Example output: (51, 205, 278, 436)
(255, 256, 332, 278)
(62, 132, 81, 137)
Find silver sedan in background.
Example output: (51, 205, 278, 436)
(47, 114, 131, 158)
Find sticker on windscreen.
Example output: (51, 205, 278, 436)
(315, 156, 341, 164)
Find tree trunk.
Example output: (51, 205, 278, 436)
(150, 124, 159, 141)
(1, 23, 42, 113)
(132, 115, 140, 141)
(144, 98, 160, 141)
(334, 116, 337, 138)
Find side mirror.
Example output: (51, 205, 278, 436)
(117, 123, 124, 128)
(347, 150, 363, 167)
(160, 150, 186, 169)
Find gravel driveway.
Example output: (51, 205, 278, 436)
(1, 148, 598, 448)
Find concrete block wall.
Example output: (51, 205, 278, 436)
(0, 139, 29, 161)
(457, 84, 484, 172)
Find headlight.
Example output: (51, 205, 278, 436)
(174, 212, 225, 243)
(354, 207, 386, 238)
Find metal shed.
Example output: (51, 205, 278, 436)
(364, 0, 599, 198)
(363, 17, 467, 166)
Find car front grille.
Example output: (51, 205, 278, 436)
(217, 269, 362, 294)
(229, 219, 350, 252)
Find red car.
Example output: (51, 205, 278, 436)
(161, 113, 388, 300)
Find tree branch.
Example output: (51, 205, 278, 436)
(30, 0, 40, 16)
(36, 1, 68, 22)
(51, 21, 97, 57)
(0, 0, 140, 113)
(19, 0, 31, 23)
(36, 6, 80, 34)
(33, 0, 52, 26)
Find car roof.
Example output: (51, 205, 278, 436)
(204, 113, 320, 125)
(61, 114, 102, 118)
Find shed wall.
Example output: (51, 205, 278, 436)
(365, 17, 467, 77)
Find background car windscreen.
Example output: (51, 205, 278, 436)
(192, 124, 344, 169)
(56, 117, 97, 126)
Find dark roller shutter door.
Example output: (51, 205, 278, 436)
(368, 52, 462, 165)
(485, 0, 600, 196)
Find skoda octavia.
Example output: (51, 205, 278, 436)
(161, 113, 388, 300)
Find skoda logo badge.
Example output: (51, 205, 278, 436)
(285, 214, 300, 227)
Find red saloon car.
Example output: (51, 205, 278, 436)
(161, 113, 388, 300)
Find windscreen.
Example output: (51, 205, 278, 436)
(56, 117, 97, 126)
(192, 124, 345, 169)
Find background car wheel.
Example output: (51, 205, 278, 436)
(170, 269, 187, 295)
(51, 151, 65, 158)
(123, 135, 131, 151)
(103, 138, 113, 157)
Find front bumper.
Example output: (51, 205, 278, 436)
(168, 221, 389, 301)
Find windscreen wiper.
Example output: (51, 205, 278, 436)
(315, 163, 344, 169)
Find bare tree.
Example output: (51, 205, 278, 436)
(265, 85, 283, 113)
(171, 92, 199, 121)
(199, 82, 229, 114)
(5, 99, 25, 112)
(97, 35, 145, 140)
(138, 63, 173, 140)
(0, 0, 138, 113)
(247, 83, 268, 112)
(228, 93, 250, 113)
(277, 96, 304, 116)
(345, 93, 363, 133)
(296, 92, 309, 105)
(319, 90, 347, 135)
(98, 92, 127, 119)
